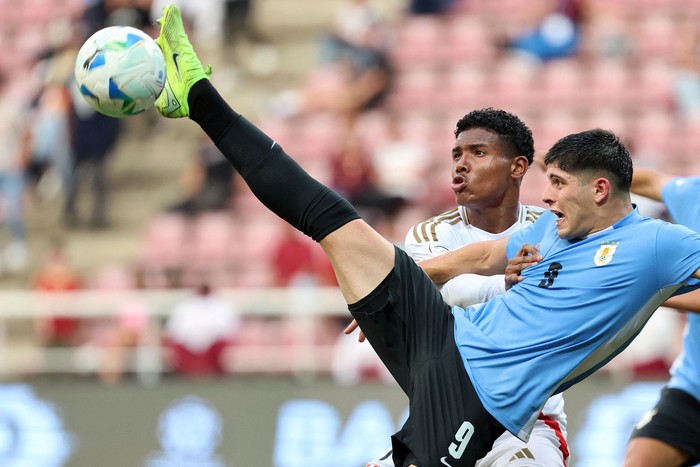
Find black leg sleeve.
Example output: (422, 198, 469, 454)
(187, 80, 360, 241)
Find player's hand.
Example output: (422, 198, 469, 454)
(505, 243, 541, 290)
(344, 319, 366, 342)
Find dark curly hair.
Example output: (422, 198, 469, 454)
(454, 108, 535, 165)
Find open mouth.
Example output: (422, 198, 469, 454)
(551, 210, 565, 227)
(451, 175, 466, 191)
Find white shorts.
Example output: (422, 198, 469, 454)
(476, 416, 568, 467)
(365, 395, 568, 467)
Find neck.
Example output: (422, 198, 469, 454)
(587, 199, 635, 236)
(463, 201, 521, 234)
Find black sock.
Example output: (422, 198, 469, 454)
(186, 80, 360, 241)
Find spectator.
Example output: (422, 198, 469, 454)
(32, 241, 84, 347)
(84, 0, 154, 35)
(164, 281, 240, 377)
(329, 129, 404, 218)
(268, 14, 393, 120)
(320, 0, 386, 64)
(370, 114, 430, 206)
(408, 0, 454, 15)
(26, 60, 75, 204)
(150, 0, 223, 50)
(271, 223, 316, 287)
(91, 265, 152, 385)
(223, 0, 278, 76)
(0, 75, 32, 274)
(168, 138, 236, 216)
(64, 84, 121, 229)
(504, 0, 583, 63)
(329, 129, 377, 201)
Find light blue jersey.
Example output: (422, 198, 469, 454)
(662, 177, 700, 403)
(452, 208, 700, 441)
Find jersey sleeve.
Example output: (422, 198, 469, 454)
(662, 177, 700, 232)
(506, 210, 555, 259)
(655, 222, 700, 287)
(440, 273, 507, 307)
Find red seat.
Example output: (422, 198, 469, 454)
(388, 16, 445, 70)
(633, 61, 674, 112)
(632, 14, 676, 60)
(491, 57, 537, 112)
(386, 66, 441, 113)
(584, 59, 633, 112)
(537, 60, 584, 110)
(629, 111, 675, 156)
(180, 213, 236, 287)
(443, 15, 497, 64)
(139, 213, 190, 288)
(439, 64, 488, 113)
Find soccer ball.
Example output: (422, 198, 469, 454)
(74, 26, 166, 118)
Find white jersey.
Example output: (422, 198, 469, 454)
(404, 203, 570, 467)
(405, 204, 546, 308)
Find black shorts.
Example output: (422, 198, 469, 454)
(349, 246, 505, 467)
(630, 387, 700, 465)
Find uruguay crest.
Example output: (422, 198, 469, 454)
(594, 242, 618, 266)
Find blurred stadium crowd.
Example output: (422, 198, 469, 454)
(0, 0, 697, 384)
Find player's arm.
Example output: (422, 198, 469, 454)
(630, 167, 674, 201)
(405, 225, 505, 307)
(419, 236, 510, 284)
(664, 288, 700, 313)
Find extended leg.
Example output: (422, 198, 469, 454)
(155, 4, 395, 303)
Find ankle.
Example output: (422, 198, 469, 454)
(189, 80, 239, 139)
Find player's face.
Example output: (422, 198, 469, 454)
(451, 128, 517, 208)
(542, 164, 599, 239)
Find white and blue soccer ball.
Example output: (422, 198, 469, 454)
(74, 26, 166, 118)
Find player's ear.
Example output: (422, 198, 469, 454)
(593, 177, 611, 204)
(511, 155, 529, 178)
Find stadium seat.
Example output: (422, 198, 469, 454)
(633, 61, 674, 112)
(491, 57, 537, 112)
(225, 217, 284, 288)
(352, 110, 391, 153)
(396, 112, 439, 149)
(585, 59, 633, 111)
(388, 16, 445, 70)
(385, 66, 441, 113)
(581, 109, 631, 148)
(91, 264, 137, 291)
(296, 112, 346, 162)
(466, 0, 536, 22)
(629, 110, 675, 161)
(19, 0, 56, 24)
(444, 15, 498, 64)
(537, 60, 584, 110)
(632, 14, 676, 60)
(672, 120, 700, 170)
(531, 111, 584, 155)
(188, 213, 235, 263)
(139, 213, 190, 288)
(439, 64, 489, 113)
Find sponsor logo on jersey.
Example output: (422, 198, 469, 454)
(594, 242, 618, 266)
(509, 447, 536, 461)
